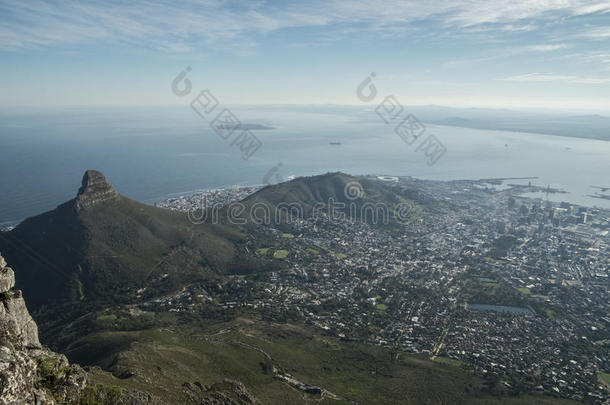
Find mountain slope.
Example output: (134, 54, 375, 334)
(242, 172, 440, 227)
(0, 171, 441, 309)
(0, 171, 263, 309)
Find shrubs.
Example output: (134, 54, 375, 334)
(37, 357, 74, 391)
(79, 383, 122, 405)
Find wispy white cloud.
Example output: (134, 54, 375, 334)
(498, 23, 541, 32)
(0, 0, 323, 51)
(573, 77, 610, 83)
(500, 73, 610, 83)
(561, 51, 610, 66)
(501, 73, 575, 82)
(572, 2, 610, 15)
(442, 44, 568, 69)
(519, 44, 567, 52)
(0, 0, 608, 51)
(579, 27, 610, 39)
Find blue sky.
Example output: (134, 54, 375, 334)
(1, 0, 609, 111)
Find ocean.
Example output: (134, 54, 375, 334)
(1, 105, 609, 226)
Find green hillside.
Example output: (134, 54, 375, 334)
(75, 317, 574, 405)
(0, 171, 271, 309)
(242, 172, 440, 228)
(0, 171, 436, 309)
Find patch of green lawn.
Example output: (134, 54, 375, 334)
(433, 356, 463, 368)
(273, 250, 289, 259)
(544, 309, 558, 319)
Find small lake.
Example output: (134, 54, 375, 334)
(466, 303, 533, 316)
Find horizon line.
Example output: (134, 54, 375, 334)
(1, 103, 610, 115)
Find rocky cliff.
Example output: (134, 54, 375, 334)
(75, 170, 119, 211)
(0, 253, 86, 404)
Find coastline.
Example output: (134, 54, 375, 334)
(2, 174, 609, 231)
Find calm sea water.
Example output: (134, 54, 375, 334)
(1, 105, 609, 226)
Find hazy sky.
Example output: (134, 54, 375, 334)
(1, 0, 609, 111)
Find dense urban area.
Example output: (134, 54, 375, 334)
(153, 176, 610, 403)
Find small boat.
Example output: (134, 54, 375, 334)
(329, 142, 341, 145)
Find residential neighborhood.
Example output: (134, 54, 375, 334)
(152, 176, 610, 403)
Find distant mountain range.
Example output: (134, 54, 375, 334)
(401, 106, 610, 141)
(244, 104, 610, 142)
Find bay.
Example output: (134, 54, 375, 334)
(1, 105, 608, 226)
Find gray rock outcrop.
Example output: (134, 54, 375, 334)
(75, 170, 119, 211)
(0, 266, 14, 294)
(0, 253, 87, 404)
(0, 289, 40, 350)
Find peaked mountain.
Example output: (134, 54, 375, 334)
(243, 172, 439, 227)
(0, 170, 264, 309)
(0, 171, 437, 310)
